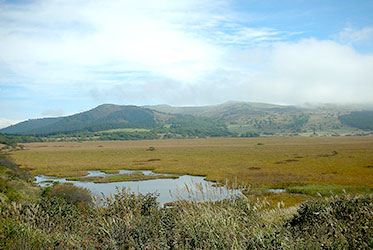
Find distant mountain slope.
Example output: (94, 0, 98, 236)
(1, 102, 372, 137)
(148, 102, 371, 135)
(147, 102, 309, 134)
(339, 111, 373, 130)
(0, 104, 165, 135)
(146, 101, 291, 117)
(0, 117, 60, 135)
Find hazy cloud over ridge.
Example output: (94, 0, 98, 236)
(90, 39, 373, 105)
(0, 118, 21, 129)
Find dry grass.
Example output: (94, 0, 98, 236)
(10, 137, 373, 192)
(246, 192, 314, 208)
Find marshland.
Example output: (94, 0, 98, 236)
(1, 136, 372, 248)
(12, 137, 373, 199)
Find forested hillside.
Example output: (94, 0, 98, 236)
(339, 111, 373, 130)
(1, 102, 373, 140)
(0, 105, 161, 135)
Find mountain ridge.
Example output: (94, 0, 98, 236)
(1, 101, 373, 137)
(0, 104, 165, 135)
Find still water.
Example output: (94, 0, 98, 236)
(34, 170, 240, 204)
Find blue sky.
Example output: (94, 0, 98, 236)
(1, 0, 373, 127)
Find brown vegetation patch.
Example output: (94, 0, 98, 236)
(22, 167, 35, 171)
(147, 158, 161, 162)
(248, 167, 261, 170)
(318, 154, 331, 157)
(285, 159, 299, 162)
(318, 151, 339, 158)
(134, 158, 161, 164)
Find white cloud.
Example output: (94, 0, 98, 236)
(0, 118, 21, 129)
(212, 26, 285, 45)
(0, 0, 292, 89)
(220, 39, 373, 104)
(0, 0, 232, 85)
(90, 38, 373, 106)
(336, 26, 373, 45)
(1, 0, 373, 118)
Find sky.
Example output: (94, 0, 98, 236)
(1, 0, 373, 128)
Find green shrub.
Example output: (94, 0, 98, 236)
(241, 131, 260, 137)
(282, 194, 373, 249)
(47, 184, 92, 205)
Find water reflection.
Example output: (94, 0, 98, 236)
(34, 170, 240, 204)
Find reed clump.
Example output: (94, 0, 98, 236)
(1, 186, 372, 249)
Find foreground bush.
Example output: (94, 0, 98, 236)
(283, 194, 373, 249)
(0, 188, 372, 249)
(44, 184, 92, 205)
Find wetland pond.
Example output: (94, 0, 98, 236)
(35, 170, 242, 204)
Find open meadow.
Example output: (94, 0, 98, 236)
(10, 136, 373, 201)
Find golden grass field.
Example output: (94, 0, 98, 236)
(10, 137, 373, 197)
